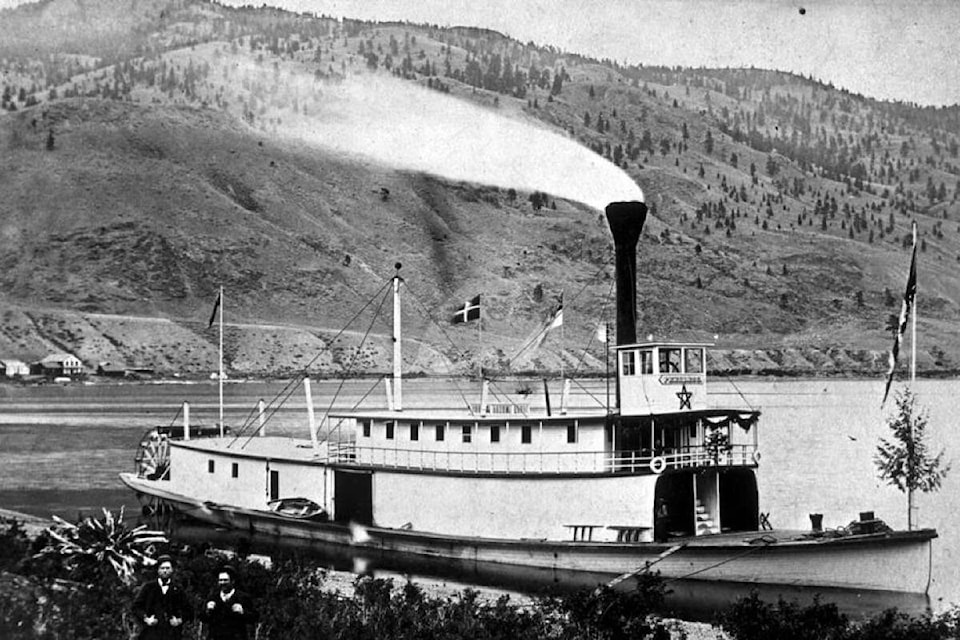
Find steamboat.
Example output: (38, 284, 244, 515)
(120, 201, 936, 609)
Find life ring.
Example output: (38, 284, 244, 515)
(649, 456, 666, 474)
(752, 450, 762, 464)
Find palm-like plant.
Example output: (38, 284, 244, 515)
(39, 506, 168, 584)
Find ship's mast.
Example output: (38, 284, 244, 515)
(393, 263, 403, 412)
(218, 285, 224, 437)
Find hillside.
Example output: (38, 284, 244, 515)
(1, 0, 959, 379)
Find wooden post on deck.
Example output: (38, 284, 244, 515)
(258, 399, 266, 436)
(183, 401, 190, 441)
(304, 377, 318, 450)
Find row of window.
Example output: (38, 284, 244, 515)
(621, 347, 704, 376)
(208, 459, 240, 477)
(361, 420, 579, 445)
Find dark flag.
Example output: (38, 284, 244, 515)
(451, 294, 481, 324)
(208, 290, 222, 329)
(882, 230, 918, 405)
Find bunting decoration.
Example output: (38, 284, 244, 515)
(882, 226, 918, 406)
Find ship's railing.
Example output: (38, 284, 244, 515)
(318, 443, 757, 475)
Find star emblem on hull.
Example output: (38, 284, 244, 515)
(676, 384, 693, 410)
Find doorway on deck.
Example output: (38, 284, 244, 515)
(654, 472, 695, 539)
(719, 469, 759, 531)
(334, 469, 373, 525)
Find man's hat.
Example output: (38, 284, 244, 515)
(219, 564, 237, 580)
(156, 554, 174, 567)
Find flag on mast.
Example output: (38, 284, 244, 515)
(882, 226, 918, 405)
(207, 290, 222, 329)
(451, 294, 481, 324)
(533, 292, 564, 348)
(547, 292, 563, 330)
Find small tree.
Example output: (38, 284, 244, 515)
(875, 388, 950, 529)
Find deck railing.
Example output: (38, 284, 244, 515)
(319, 443, 757, 475)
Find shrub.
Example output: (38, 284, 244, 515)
(716, 592, 848, 640)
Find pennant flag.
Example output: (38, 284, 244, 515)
(882, 228, 918, 405)
(451, 294, 481, 324)
(207, 290, 222, 329)
(547, 292, 563, 330)
(533, 293, 564, 348)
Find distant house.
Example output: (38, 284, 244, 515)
(0, 359, 30, 378)
(97, 362, 128, 377)
(37, 353, 84, 377)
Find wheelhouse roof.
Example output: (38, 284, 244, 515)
(611, 341, 714, 351)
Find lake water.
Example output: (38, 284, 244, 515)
(1, 377, 957, 612)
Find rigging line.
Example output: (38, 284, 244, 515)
(313, 285, 392, 445)
(497, 257, 615, 378)
(233, 277, 395, 447)
(401, 280, 478, 416)
(320, 374, 388, 448)
(663, 540, 773, 583)
(240, 283, 392, 450)
(166, 404, 184, 429)
(569, 378, 608, 409)
(569, 277, 616, 378)
(725, 377, 757, 412)
(485, 378, 533, 415)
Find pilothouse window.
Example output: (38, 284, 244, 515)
(621, 351, 636, 376)
(640, 350, 653, 374)
(685, 348, 704, 373)
(660, 348, 682, 373)
(385, 421, 395, 440)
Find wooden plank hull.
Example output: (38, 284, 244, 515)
(121, 472, 934, 601)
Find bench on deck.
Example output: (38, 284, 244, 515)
(563, 524, 603, 541)
(607, 525, 653, 542)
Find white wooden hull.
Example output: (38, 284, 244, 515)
(121, 472, 935, 598)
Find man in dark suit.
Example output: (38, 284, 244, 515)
(200, 565, 258, 640)
(132, 555, 192, 640)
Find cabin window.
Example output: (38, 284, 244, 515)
(231, 462, 239, 478)
(385, 421, 395, 440)
(207, 460, 215, 474)
(409, 422, 419, 441)
(621, 351, 636, 376)
(566, 423, 577, 444)
(685, 348, 704, 373)
(640, 349, 654, 374)
(689, 420, 699, 440)
(435, 424, 445, 441)
(490, 424, 501, 443)
(361, 420, 371, 438)
(521, 424, 532, 444)
(462, 425, 472, 443)
(659, 348, 682, 373)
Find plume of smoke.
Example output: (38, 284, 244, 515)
(269, 73, 643, 210)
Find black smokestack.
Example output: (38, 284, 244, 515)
(605, 201, 648, 346)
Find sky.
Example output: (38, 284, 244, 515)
(235, 0, 957, 108)
(0, 0, 955, 105)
